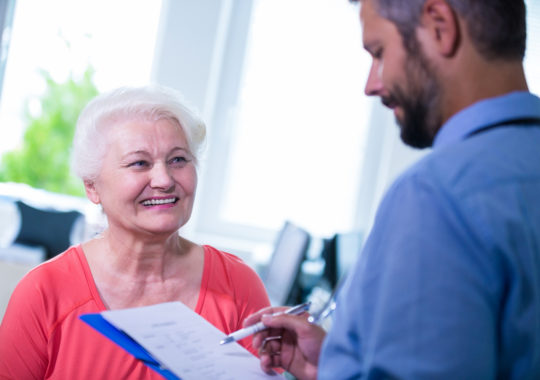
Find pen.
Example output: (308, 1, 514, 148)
(219, 301, 311, 345)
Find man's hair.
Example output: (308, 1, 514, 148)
(354, 0, 527, 60)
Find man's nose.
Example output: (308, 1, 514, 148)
(364, 61, 384, 96)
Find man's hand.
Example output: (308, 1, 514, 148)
(243, 306, 326, 380)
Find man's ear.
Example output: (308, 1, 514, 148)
(84, 180, 101, 205)
(420, 0, 460, 57)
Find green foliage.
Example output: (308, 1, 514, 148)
(0, 68, 99, 196)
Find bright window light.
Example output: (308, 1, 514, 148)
(0, 0, 162, 155)
(218, 0, 371, 237)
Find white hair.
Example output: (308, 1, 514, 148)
(71, 84, 206, 182)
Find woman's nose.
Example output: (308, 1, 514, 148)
(150, 162, 174, 190)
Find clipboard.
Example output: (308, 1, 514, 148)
(79, 302, 283, 380)
(80, 313, 180, 380)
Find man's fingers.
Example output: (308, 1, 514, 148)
(260, 352, 276, 374)
(243, 306, 288, 327)
(255, 326, 282, 351)
(261, 312, 310, 334)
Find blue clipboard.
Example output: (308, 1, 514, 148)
(80, 313, 180, 380)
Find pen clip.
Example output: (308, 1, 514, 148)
(307, 299, 336, 324)
(307, 275, 346, 325)
(284, 301, 311, 315)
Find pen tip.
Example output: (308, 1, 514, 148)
(220, 337, 233, 345)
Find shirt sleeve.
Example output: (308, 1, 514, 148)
(0, 270, 49, 380)
(319, 172, 501, 379)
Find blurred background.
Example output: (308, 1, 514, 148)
(1, 0, 540, 320)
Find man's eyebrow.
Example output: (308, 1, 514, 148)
(363, 41, 377, 54)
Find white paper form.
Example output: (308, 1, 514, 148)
(101, 302, 284, 380)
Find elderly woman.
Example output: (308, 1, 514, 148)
(0, 85, 271, 379)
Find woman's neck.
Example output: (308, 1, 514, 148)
(82, 230, 204, 310)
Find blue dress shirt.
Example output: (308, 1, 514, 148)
(319, 92, 540, 379)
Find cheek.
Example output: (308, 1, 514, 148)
(381, 60, 398, 86)
(179, 167, 198, 195)
(377, 60, 384, 80)
(99, 172, 146, 202)
(381, 46, 405, 83)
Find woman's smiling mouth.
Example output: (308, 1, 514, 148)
(141, 197, 178, 206)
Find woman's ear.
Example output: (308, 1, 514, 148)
(84, 180, 100, 205)
(420, 0, 460, 57)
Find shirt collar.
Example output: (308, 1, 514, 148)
(433, 91, 540, 148)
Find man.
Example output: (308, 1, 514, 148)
(244, 0, 540, 378)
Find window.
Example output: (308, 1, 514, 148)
(525, 0, 540, 94)
(0, 0, 162, 156)
(196, 0, 371, 243)
(0, 0, 15, 102)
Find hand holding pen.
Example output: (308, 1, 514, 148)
(220, 302, 311, 345)
(240, 302, 328, 379)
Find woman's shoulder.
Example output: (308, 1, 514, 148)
(3, 245, 92, 329)
(202, 245, 268, 295)
(202, 245, 258, 276)
(9, 245, 90, 308)
(20, 245, 82, 284)
(200, 245, 270, 321)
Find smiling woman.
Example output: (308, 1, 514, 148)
(83, 117, 198, 238)
(0, 85, 272, 379)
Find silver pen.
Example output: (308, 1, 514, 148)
(220, 301, 311, 345)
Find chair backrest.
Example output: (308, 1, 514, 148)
(262, 221, 311, 306)
(14, 200, 84, 259)
(0, 260, 34, 323)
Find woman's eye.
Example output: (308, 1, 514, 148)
(129, 160, 148, 168)
(170, 156, 189, 165)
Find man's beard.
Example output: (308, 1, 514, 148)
(384, 49, 442, 149)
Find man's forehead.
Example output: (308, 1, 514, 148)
(359, 0, 391, 46)
(359, 0, 383, 31)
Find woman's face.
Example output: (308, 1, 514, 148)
(85, 117, 197, 238)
